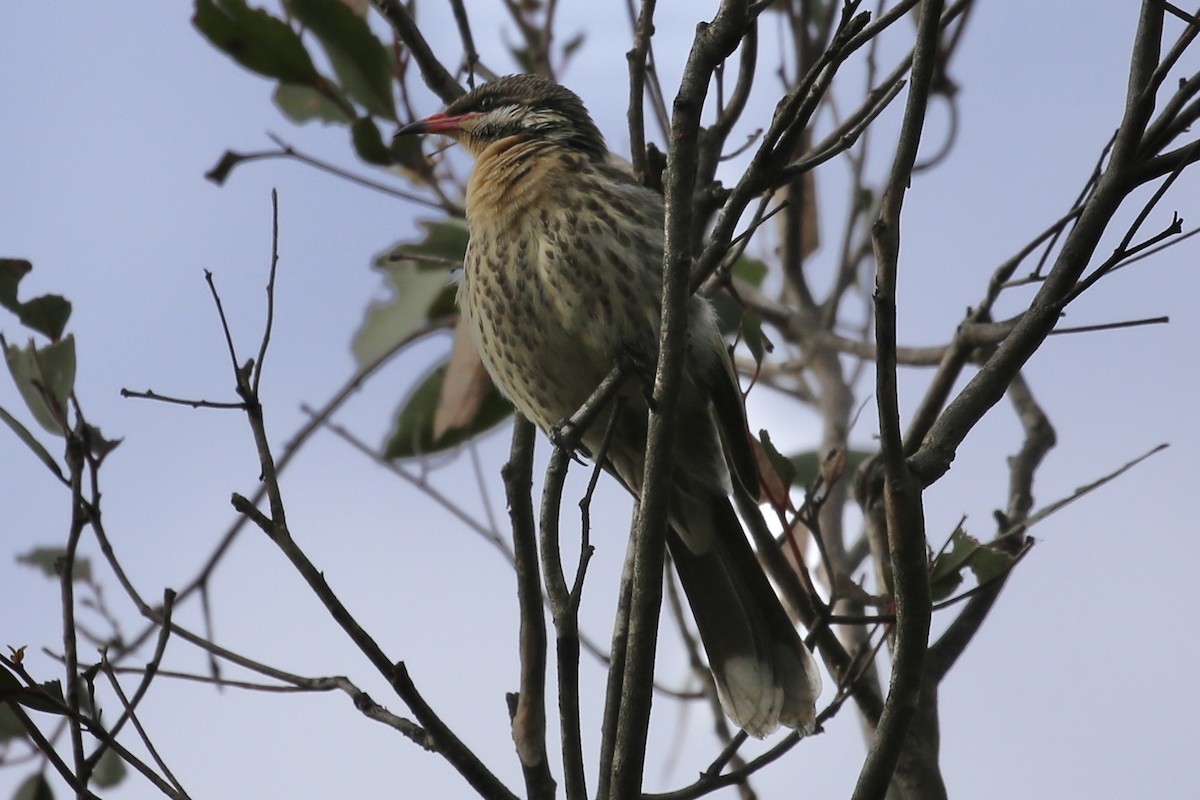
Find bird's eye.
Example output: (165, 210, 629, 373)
(477, 95, 497, 111)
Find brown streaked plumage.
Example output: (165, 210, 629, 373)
(397, 74, 820, 736)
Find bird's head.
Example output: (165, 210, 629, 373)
(395, 74, 607, 161)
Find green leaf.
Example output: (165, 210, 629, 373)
(832, 572, 887, 609)
(0, 664, 19, 692)
(789, 447, 872, 488)
(929, 527, 979, 586)
(193, 0, 319, 85)
(14, 772, 54, 800)
(561, 31, 586, 60)
(709, 292, 740, 336)
(0, 259, 72, 341)
(855, 186, 876, 214)
(289, 0, 396, 118)
(0, 667, 67, 716)
(352, 220, 467, 366)
(383, 363, 511, 459)
(351, 116, 393, 165)
(3, 336, 76, 436)
(929, 526, 1017, 602)
(0, 667, 30, 743)
(510, 46, 537, 76)
(389, 129, 428, 172)
(731, 255, 769, 289)
(92, 747, 128, 788)
(424, 284, 459, 321)
(83, 423, 122, 460)
(967, 542, 1016, 586)
(741, 311, 769, 367)
(0, 702, 24, 743)
(0, 405, 64, 479)
(71, 678, 97, 719)
(273, 83, 351, 124)
(16, 547, 93, 583)
(0, 258, 32, 312)
(929, 558, 964, 602)
(707, 258, 770, 337)
(15, 295, 72, 341)
(757, 429, 795, 489)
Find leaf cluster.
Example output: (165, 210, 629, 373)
(194, 0, 420, 169)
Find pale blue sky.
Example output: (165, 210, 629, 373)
(2, 3, 1197, 798)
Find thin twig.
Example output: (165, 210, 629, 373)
(118, 388, 244, 409)
(99, 653, 188, 797)
(1049, 315, 1169, 336)
(203, 270, 243, 377)
(909, 3, 1171, 487)
(62, 429, 88, 789)
(106, 333, 419, 667)
(84, 590, 177, 776)
(308, 410, 513, 562)
(252, 189, 281, 394)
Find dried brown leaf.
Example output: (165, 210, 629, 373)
(433, 319, 492, 441)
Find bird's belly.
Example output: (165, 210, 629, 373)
(460, 236, 621, 431)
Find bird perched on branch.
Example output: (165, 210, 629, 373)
(396, 74, 820, 737)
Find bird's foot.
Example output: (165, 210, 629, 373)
(616, 346, 658, 412)
(550, 418, 579, 451)
(550, 420, 590, 466)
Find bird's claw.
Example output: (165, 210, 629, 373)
(617, 346, 658, 411)
(551, 419, 580, 451)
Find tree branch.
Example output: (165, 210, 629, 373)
(853, 0, 944, 795)
(909, 1, 1167, 487)
(607, 5, 751, 797)
(502, 418, 555, 798)
(370, 0, 464, 104)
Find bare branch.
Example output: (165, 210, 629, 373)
(926, 374, 1051, 680)
(448, 0, 480, 85)
(84, 590, 177, 776)
(626, 0, 657, 181)
(853, 0, 945, 795)
(607, 5, 753, 796)
(119, 388, 244, 409)
(370, 0, 464, 103)
(909, 2, 1171, 487)
(98, 652, 189, 797)
(501, 418, 556, 797)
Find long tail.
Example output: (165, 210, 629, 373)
(667, 495, 821, 737)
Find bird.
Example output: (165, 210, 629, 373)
(396, 74, 820, 737)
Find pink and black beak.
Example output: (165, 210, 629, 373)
(394, 111, 479, 138)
